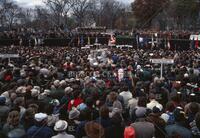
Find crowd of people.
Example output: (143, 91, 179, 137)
(0, 45, 200, 138)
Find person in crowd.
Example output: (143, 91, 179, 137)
(0, 96, 10, 129)
(190, 112, 200, 138)
(85, 121, 105, 138)
(146, 106, 166, 138)
(131, 96, 150, 122)
(52, 120, 75, 138)
(119, 85, 133, 109)
(96, 105, 112, 128)
(165, 107, 193, 138)
(2, 110, 25, 137)
(67, 108, 80, 136)
(76, 108, 92, 138)
(26, 113, 54, 138)
(130, 105, 155, 138)
(22, 107, 36, 131)
(147, 93, 163, 110)
(0, 39, 199, 138)
(105, 112, 125, 138)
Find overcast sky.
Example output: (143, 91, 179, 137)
(15, 0, 133, 8)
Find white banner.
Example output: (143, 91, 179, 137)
(0, 54, 19, 58)
(150, 59, 174, 64)
(190, 35, 200, 41)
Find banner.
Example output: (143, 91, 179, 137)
(190, 35, 200, 40)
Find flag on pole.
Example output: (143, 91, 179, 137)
(195, 36, 199, 49)
(109, 35, 116, 45)
(81, 36, 84, 46)
(167, 39, 171, 50)
(77, 37, 80, 46)
(151, 35, 155, 49)
(195, 40, 199, 49)
(87, 36, 90, 45)
(95, 37, 98, 44)
(190, 38, 195, 49)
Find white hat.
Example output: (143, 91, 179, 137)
(93, 62, 98, 66)
(64, 87, 73, 94)
(184, 73, 189, 78)
(190, 93, 196, 96)
(33, 86, 40, 91)
(59, 80, 66, 86)
(65, 78, 70, 82)
(34, 113, 47, 122)
(54, 80, 60, 87)
(31, 89, 40, 97)
(69, 78, 75, 82)
(50, 99, 60, 106)
(1, 91, 9, 99)
(54, 120, 68, 131)
(161, 113, 169, 123)
(16, 86, 26, 94)
(44, 89, 51, 95)
(155, 104, 163, 111)
(20, 70, 26, 77)
(69, 108, 80, 120)
(136, 65, 141, 70)
(40, 68, 49, 75)
(38, 93, 47, 100)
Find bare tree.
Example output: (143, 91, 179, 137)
(33, 6, 52, 29)
(0, 0, 22, 29)
(85, 0, 125, 28)
(71, 0, 92, 27)
(44, 0, 74, 26)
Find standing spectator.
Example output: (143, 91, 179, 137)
(119, 85, 133, 109)
(27, 113, 54, 138)
(85, 121, 105, 138)
(96, 105, 112, 128)
(52, 120, 75, 138)
(147, 93, 163, 111)
(146, 106, 166, 138)
(105, 113, 125, 138)
(130, 107, 155, 138)
(0, 96, 10, 129)
(2, 110, 25, 137)
(68, 91, 83, 111)
(190, 112, 200, 138)
(165, 107, 192, 138)
(67, 108, 80, 136)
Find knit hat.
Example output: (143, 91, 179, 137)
(54, 80, 60, 87)
(0, 96, 6, 105)
(161, 113, 170, 123)
(33, 86, 40, 91)
(135, 107, 147, 118)
(64, 87, 73, 94)
(69, 108, 80, 120)
(31, 89, 40, 98)
(59, 80, 66, 87)
(50, 99, 60, 106)
(16, 86, 26, 94)
(44, 89, 51, 95)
